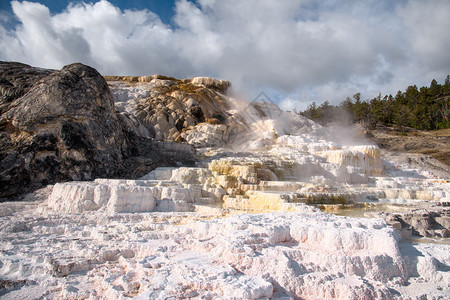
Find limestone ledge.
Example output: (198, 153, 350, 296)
(44, 162, 449, 215)
(317, 145, 383, 176)
(278, 135, 384, 176)
(45, 179, 196, 213)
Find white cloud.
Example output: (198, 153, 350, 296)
(1, 0, 449, 109)
(397, 0, 450, 74)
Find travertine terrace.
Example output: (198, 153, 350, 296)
(0, 75, 449, 299)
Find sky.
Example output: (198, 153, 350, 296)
(0, 0, 449, 111)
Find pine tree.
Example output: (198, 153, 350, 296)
(298, 77, 449, 130)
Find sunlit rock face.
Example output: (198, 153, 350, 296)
(106, 75, 232, 143)
(181, 122, 229, 147)
(191, 76, 231, 91)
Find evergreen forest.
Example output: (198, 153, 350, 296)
(300, 76, 450, 131)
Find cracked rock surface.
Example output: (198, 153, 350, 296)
(0, 62, 126, 198)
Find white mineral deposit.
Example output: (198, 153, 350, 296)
(0, 77, 448, 299)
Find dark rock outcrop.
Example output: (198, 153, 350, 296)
(383, 207, 449, 238)
(0, 62, 128, 198)
(0, 62, 216, 199)
(0, 62, 54, 114)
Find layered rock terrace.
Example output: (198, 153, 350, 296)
(0, 62, 449, 299)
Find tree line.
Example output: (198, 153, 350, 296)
(300, 76, 450, 131)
